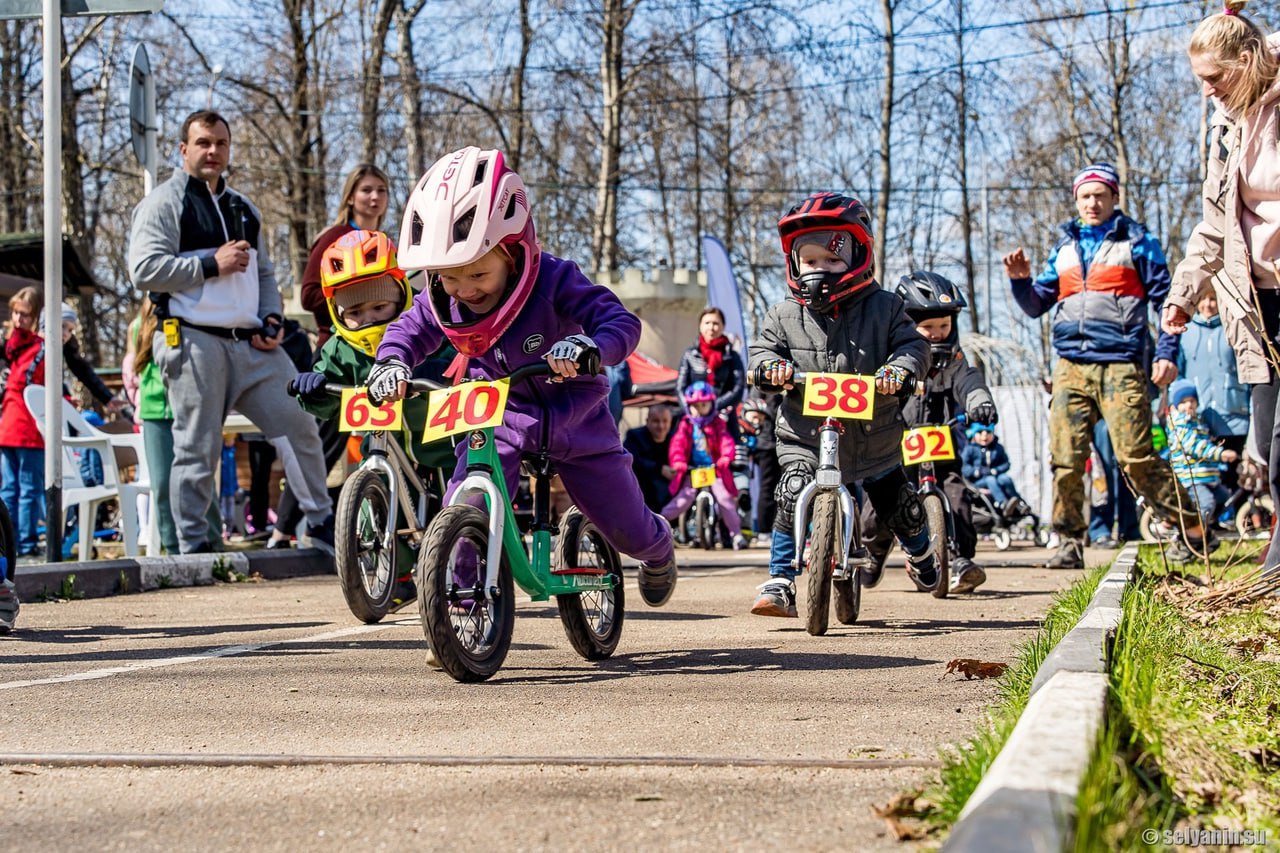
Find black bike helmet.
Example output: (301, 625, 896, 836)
(895, 271, 967, 371)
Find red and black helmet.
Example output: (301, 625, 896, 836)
(778, 193, 875, 312)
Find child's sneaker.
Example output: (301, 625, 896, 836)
(906, 552, 939, 592)
(732, 533, 748, 551)
(751, 578, 797, 617)
(0, 579, 18, 634)
(637, 555, 678, 607)
(949, 557, 986, 594)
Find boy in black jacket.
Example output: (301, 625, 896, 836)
(861, 271, 998, 594)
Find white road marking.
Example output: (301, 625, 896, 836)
(0, 618, 417, 691)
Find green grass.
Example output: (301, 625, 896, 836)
(926, 562, 1108, 829)
(1075, 543, 1280, 850)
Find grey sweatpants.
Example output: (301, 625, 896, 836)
(153, 327, 332, 552)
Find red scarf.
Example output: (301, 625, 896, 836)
(699, 335, 729, 374)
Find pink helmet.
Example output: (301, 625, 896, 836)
(398, 147, 541, 357)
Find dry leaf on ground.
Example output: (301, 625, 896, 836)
(944, 658, 1009, 680)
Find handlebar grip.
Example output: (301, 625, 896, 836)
(579, 348, 602, 377)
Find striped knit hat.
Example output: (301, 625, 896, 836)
(1072, 163, 1120, 197)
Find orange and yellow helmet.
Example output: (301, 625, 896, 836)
(320, 229, 412, 356)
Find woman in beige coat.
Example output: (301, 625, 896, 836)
(1164, 0, 1280, 575)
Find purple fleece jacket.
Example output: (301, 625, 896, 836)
(377, 252, 640, 417)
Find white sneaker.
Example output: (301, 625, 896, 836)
(732, 534, 748, 551)
(0, 579, 18, 634)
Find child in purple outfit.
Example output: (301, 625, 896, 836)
(367, 146, 677, 606)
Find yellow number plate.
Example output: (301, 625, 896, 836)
(690, 467, 716, 489)
(901, 425, 955, 465)
(801, 372, 875, 420)
(422, 380, 510, 443)
(338, 388, 403, 432)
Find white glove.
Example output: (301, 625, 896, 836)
(547, 334, 597, 364)
(366, 357, 411, 404)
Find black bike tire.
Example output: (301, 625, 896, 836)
(334, 467, 397, 624)
(922, 492, 951, 599)
(806, 492, 839, 636)
(695, 496, 714, 550)
(555, 508, 626, 660)
(418, 504, 515, 683)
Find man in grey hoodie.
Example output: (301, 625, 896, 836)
(128, 110, 333, 555)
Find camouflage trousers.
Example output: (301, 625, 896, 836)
(1050, 359, 1199, 539)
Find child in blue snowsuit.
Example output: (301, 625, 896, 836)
(960, 423, 1025, 515)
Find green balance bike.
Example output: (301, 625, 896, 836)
(415, 360, 625, 683)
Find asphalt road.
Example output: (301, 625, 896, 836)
(0, 540, 1103, 851)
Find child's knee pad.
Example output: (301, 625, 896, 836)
(864, 467, 926, 539)
(773, 460, 816, 533)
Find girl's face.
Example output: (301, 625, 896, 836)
(349, 176, 388, 223)
(62, 320, 77, 344)
(699, 312, 724, 342)
(690, 400, 713, 416)
(437, 250, 511, 315)
(9, 301, 37, 332)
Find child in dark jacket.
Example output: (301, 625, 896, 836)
(961, 423, 1027, 515)
(747, 193, 931, 618)
(366, 147, 676, 607)
(859, 271, 998, 595)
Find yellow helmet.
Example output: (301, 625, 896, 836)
(320, 230, 412, 356)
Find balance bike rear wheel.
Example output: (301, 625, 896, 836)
(806, 493, 840, 636)
(419, 504, 514, 683)
(334, 467, 398, 623)
(555, 508, 625, 660)
(695, 497, 715, 550)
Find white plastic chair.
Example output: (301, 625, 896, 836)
(23, 386, 152, 559)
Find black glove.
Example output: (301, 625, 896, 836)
(291, 371, 327, 403)
(752, 359, 794, 391)
(971, 402, 998, 426)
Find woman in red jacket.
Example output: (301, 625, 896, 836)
(660, 382, 746, 550)
(0, 286, 47, 556)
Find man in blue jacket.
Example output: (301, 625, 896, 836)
(1003, 162, 1206, 568)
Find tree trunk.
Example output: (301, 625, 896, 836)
(510, 0, 531, 172)
(592, 0, 625, 272)
(359, 0, 397, 165)
(951, 0, 980, 335)
(876, 0, 896, 281)
(395, 0, 429, 180)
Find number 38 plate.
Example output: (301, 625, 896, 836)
(801, 373, 875, 420)
(901, 425, 955, 465)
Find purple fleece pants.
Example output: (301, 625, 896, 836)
(445, 396, 674, 566)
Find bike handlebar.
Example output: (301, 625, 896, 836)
(749, 367, 917, 400)
(287, 352, 601, 399)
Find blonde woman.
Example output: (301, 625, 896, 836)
(1163, 0, 1280, 576)
(301, 163, 391, 346)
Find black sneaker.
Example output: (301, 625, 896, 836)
(859, 546, 889, 589)
(750, 578, 797, 617)
(1047, 538, 1084, 569)
(391, 576, 417, 610)
(906, 552, 938, 592)
(308, 514, 336, 556)
(637, 555, 677, 607)
(1165, 530, 1219, 565)
(950, 556, 987, 594)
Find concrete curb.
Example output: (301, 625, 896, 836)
(942, 545, 1136, 853)
(13, 548, 334, 602)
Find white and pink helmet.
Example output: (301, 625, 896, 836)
(398, 146, 541, 357)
